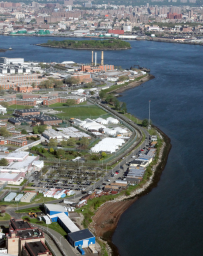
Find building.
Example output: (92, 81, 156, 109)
(81, 65, 114, 73)
(44, 204, 68, 216)
(22, 241, 51, 256)
(67, 229, 95, 248)
(15, 109, 41, 117)
(6, 218, 51, 256)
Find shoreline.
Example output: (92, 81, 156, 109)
(87, 75, 171, 255)
(90, 125, 171, 256)
(36, 44, 131, 51)
(110, 74, 155, 95)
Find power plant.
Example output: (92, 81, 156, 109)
(91, 51, 104, 66)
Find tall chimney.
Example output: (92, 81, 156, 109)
(95, 52, 97, 66)
(101, 51, 104, 65)
(92, 51, 94, 65)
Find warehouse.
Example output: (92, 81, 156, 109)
(95, 117, 108, 125)
(44, 204, 68, 216)
(67, 229, 95, 248)
(4, 192, 17, 202)
(15, 194, 24, 202)
(91, 137, 125, 153)
(50, 212, 79, 233)
(21, 192, 36, 203)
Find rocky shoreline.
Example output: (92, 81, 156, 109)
(89, 123, 171, 255)
(36, 44, 131, 51)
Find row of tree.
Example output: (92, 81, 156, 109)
(99, 90, 127, 113)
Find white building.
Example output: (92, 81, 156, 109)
(0, 105, 7, 115)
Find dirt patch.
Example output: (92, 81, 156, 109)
(91, 198, 137, 255)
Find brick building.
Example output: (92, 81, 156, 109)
(15, 109, 41, 117)
(6, 218, 51, 256)
(167, 13, 182, 19)
(81, 65, 114, 73)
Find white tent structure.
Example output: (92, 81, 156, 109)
(107, 117, 119, 124)
(114, 127, 128, 134)
(95, 117, 108, 125)
(91, 137, 125, 153)
(103, 128, 117, 136)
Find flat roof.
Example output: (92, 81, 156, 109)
(4, 151, 29, 160)
(11, 219, 31, 230)
(68, 229, 94, 242)
(45, 204, 67, 213)
(26, 241, 47, 256)
(9, 156, 37, 170)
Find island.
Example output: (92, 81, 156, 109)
(38, 39, 131, 50)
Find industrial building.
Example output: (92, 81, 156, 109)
(67, 229, 95, 248)
(21, 192, 37, 203)
(44, 204, 68, 216)
(4, 192, 17, 202)
(91, 137, 125, 153)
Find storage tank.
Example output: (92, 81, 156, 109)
(104, 33, 111, 37)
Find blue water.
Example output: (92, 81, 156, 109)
(1, 35, 203, 255)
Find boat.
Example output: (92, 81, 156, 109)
(9, 47, 12, 50)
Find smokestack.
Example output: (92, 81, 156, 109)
(95, 52, 97, 66)
(92, 51, 94, 65)
(101, 51, 104, 65)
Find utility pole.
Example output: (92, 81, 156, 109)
(148, 100, 151, 130)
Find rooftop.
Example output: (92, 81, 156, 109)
(68, 229, 94, 242)
(25, 241, 48, 256)
(11, 218, 31, 230)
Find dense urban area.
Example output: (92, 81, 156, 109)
(1, 0, 203, 43)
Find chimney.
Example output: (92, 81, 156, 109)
(95, 52, 97, 66)
(101, 51, 104, 65)
(92, 51, 94, 65)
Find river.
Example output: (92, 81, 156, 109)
(1, 35, 203, 256)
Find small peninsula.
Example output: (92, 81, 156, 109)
(38, 39, 131, 50)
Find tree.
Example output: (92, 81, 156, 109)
(31, 82, 36, 88)
(120, 102, 127, 113)
(21, 129, 27, 134)
(49, 148, 54, 153)
(90, 91, 95, 95)
(0, 86, 4, 96)
(56, 149, 66, 159)
(38, 125, 47, 134)
(114, 98, 120, 111)
(65, 99, 76, 106)
(118, 75, 129, 82)
(48, 139, 57, 147)
(64, 77, 80, 86)
(101, 152, 107, 158)
(67, 138, 76, 147)
(80, 137, 89, 148)
(0, 158, 8, 166)
(0, 127, 10, 137)
(33, 126, 38, 134)
(142, 119, 151, 127)
(99, 90, 106, 99)
(61, 140, 67, 147)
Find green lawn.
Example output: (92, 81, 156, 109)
(22, 216, 67, 237)
(54, 105, 107, 119)
(15, 206, 41, 213)
(0, 213, 11, 221)
(50, 101, 87, 107)
(7, 105, 33, 109)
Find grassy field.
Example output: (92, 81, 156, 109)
(22, 216, 67, 237)
(15, 206, 41, 213)
(54, 105, 107, 119)
(50, 101, 87, 107)
(0, 213, 11, 221)
(7, 105, 33, 109)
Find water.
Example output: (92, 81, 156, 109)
(1, 35, 203, 255)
